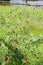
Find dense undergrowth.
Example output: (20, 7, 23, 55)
(0, 6, 43, 65)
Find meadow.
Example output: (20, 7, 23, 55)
(0, 6, 43, 65)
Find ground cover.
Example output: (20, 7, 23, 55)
(0, 6, 43, 65)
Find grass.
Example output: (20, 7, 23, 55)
(0, 5, 43, 65)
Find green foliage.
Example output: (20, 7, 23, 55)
(0, 6, 43, 65)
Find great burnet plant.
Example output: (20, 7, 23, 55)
(0, 34, 43, 65)
(0, 6, 43, 65)
(0, 38, 24, 65)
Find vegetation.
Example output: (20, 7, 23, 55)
(0, 6, 43, 65)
